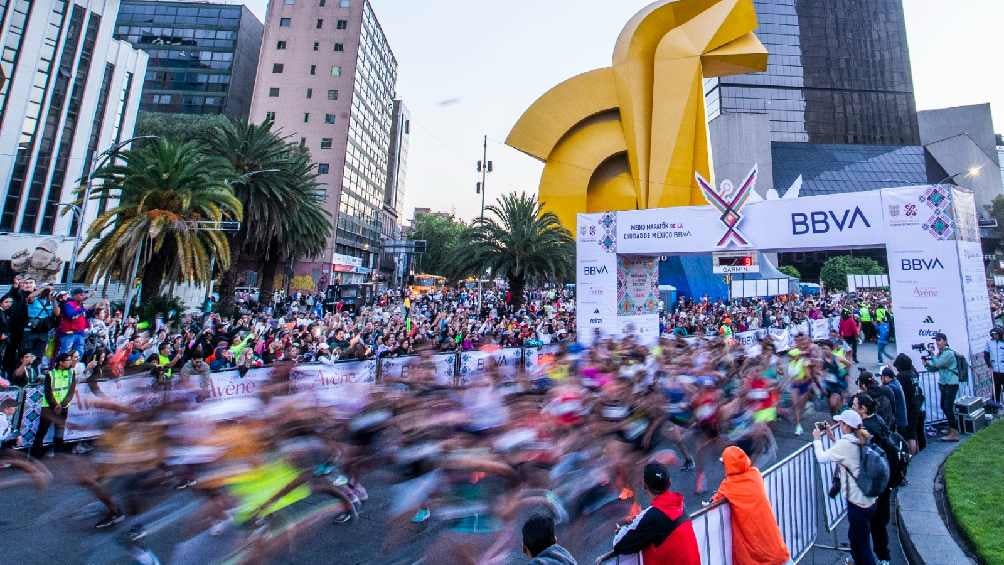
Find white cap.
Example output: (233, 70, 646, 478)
(833, 409, 863, 429)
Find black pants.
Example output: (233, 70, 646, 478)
(847, 337, 859, 362)
(30, 407, 65, 458)
(870, 489, 893, 560)
(940, 383, 959, 431)
(848, 502, 877, 565)
(993, 372, 1004, 404)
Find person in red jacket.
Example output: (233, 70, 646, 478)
(711, 446, 791, 565)
(598, 462, 701, 565)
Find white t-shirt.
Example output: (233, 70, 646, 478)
(985, 339, 1004, 373)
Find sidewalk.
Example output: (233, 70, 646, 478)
(897, 438, 976, 565)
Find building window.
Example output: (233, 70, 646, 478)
(325, 113, 336, 124)
(334, 42, 344, 52)
(306, 88, 313, 99)
(265, 111, 276, 121)
(330, 66, 341, 77)
(316, 18, 323, 29)
(318, 163, 330, 174)
(319, 0, 326, 5)
(320, 138, 333, 149)
(313, 41, 319, 51)
(327, 89, 339, 100)
(272, 63, 284, 73)
(277, 40, 287, 50)
(279, 17, 291, 27)
(336, 19, 347, 29)
(340, 0, 350, 6)
(300, 137, 306, 146)
(309, 64, 317, 75)
(269, 87, 280, 97)
(304, 112, 310, 123)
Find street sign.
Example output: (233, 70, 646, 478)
(713, 251, 759, 274)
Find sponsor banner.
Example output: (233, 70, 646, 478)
(524, 345, 561, 376)
(458, 348, 523, 385)
(17, 385, 48, 446)
(617, 256, 659, 316)
(769, 328, 791, 351)
(577, 213, 618, 339)
(64, 376, 153, 441)
(809, 318, 830, 339)
(954, 190, 993, 393)
(616, 191, 884, 254)
(618, 314, 659, 345)
(0, 387, 22, 442)
(290, 361, 377, 413)
(791, 321, 809, 338)
(735, 331, 760, 355)
(379, 354, 456, 386)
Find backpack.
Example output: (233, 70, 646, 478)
(953, 351, 969, 383)
(851, 441, 890, 498)
(871, 419, 912, 488)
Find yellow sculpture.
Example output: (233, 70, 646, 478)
(506, 0, 767, 231)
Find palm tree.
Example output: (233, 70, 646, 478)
(257, 147, 332, 305)
(200, 118, 307, 315)
(82, 140, 242, 302)
(448, 192, 574, 310)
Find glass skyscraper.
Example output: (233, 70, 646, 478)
(114, 0, 263, 118)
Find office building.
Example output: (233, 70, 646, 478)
(249, 0, 399, 285)
(0, 0, 147, 277)
(378, 99, 408, 283)
(114, 0, 263, 119)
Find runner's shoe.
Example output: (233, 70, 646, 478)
(95, 512, 125, 529)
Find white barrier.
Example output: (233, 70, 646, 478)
(691, 502, 733, 565)
(457, 347, 523, 385)
(379, 353, 457, 386)
(763, 444, 818, 562)
(813, 429, 848, 531)
(290, 361, 377, 415)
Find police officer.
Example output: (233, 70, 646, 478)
(30, 352, 77, 458)
(984, 327, 1004, 404)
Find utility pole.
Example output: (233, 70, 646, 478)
(476, 135, 492, 309)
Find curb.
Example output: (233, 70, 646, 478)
(896, 438, 976, 565)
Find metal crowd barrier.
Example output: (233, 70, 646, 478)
(916, 369, 994, 424)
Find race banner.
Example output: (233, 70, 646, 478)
(809, 318, 830, 339)
(768, 327, 791, 351)
(458, 348, 523, 385)
(791, 321, 809, 338)
(734, 331, 760, 355)
(523, 345, 561, 376)
(290, 361, 378, 414)
(379, 354, 456, 386)
(64, 376, 153, 441)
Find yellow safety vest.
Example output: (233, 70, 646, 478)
(158, 354, 173, 379)
(42, 368, 74, 408)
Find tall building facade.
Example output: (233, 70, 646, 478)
(249, 0, 399, 284)
(379, 99, 408, 283)
(706, 0, 920, 146)
(113, 0, 263, 119)
(0, 0, 147, 275)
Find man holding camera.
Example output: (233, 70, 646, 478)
(23, 282, 55, 367)
(984, 327, 1004, 404)
(923, 333, 960, 442)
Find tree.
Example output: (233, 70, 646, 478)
(257, 147, 332, 305)
(410, 212, 468, 277)
(135, 111, 230, 144)
(81, 140, 242, 302)
(201, 118, 321, 315)
(778, 265, 801, 279)
(819, 255, 884, 291)
(447, 192, 574, 309)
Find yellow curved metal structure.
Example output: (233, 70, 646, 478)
(506, 0, 767, 229)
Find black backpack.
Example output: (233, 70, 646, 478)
(854, 441, 891, 498)
(953, 351, 969, 383)
(872, 420, 911, 488)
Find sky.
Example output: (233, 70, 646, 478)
(244, 0, 1004, 222)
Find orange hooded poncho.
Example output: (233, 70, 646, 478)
(712, 446, 791, 565)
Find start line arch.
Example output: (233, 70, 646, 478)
(576, 183, 993, 382)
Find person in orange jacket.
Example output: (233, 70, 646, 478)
(711, 446, 791, 565)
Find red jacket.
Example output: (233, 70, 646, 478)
(613, 491, 701, 565)
(838, 317, 859, 339)
(57, 299, 88, 334)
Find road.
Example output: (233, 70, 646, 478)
(0, 346, 902, 564)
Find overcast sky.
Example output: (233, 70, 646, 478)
(244, 0, 1004, 221)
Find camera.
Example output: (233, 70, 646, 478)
(910, 343, 928, 353)
(814, 421, 829, 432)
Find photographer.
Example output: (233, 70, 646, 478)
(923, 333, 960, 442)
(23, 283, 55, 367)
(56, 288, 90, 357)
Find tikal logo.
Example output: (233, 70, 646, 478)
(917, 328, 942, 337)
(901, 257, 944, 271)
(791, 207, 871, 235)
(922, 316, 935, 324)
(582, 264, 609, 276)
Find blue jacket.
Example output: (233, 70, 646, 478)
(876, 322, 890, 344)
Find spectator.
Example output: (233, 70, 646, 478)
(1, 276, 32, 374)
(923, 333, 960, 441)
(521, 514, 577, 565)
(23, 283, 55, 368)
(599, 462, 700, 565)
(852, 394, 897, 565)
(876, 320, 892, 364)
(879, 367, 908, 434)
(856, 372, 895, 429)
(30, 352, 77, 458)
(983, 327, 1004, 405)
(838, 309, 860, 363)
(892, 354, 923, 453)
(711, 446, 790, 565)
(57, 288, 90, 357)
(812, 410, 878, 565)
(0, 295, 13, 376)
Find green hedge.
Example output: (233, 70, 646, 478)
(944, 421, 1004, 564)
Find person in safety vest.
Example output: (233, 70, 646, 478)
(30, 351, 77, 458)
(146, 342, 182, 386)
(858, 303, 874, 343)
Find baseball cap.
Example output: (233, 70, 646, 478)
(933, 332, 948, 342)
(644, 462, 670, 493)
(70, 287, 88, 296)
(833, 409, 863, 430)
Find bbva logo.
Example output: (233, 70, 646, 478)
(583, 265, 609, 276)
(901, 258, 944, 271)
(791, 207, 872, 235)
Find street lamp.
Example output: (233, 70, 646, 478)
(475, 135, 492, 308)
(67, 135, 159, 285)
(936, 166, 982, 185)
